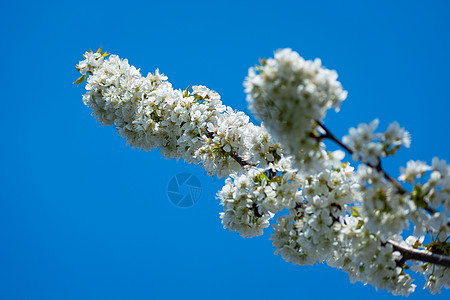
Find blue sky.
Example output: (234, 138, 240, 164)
(1, 0, 449, 299)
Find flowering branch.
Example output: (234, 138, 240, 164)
(244, 48, 450, 295)
(76, 48, 450, 296)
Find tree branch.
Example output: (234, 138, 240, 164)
(387, 239, 450, 268)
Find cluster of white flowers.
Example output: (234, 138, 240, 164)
(343, 119, 411, 165)
(304, 214, 417, 296)
(244, 48, 347, 172)
(77, 50, 282, 178)
(356, 164, 416, 241)
(271, 164, 416, 295)
(398, 158, 450, 243)
(414, 263, 450, 294)
(242, 123, 283, 168)
(76, 49, 106, 76)
(404, 236, 450, 294)
(217, 157, 302, 238)
(76, 48, 450, 296)
(271, 163, 356, 265)
(428, 158, 450, 216)
(328, 222, 416, 296)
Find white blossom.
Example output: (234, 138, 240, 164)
(344, 120, 412, 165)
(218, 158, 302, 238)
(399, 160, 431, 184)
(357, 164, 416, 241)
(272, 162, 358, 265)
(244, 48, 347, 172)
(76, 50, 105, 75)
(411, 262, 450, 294)
(385, 122, 411, 149)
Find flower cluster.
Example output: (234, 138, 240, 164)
(271, 164, 416, 295)
(399, 158, 450, 245)
(404, 236, 450, 294)
(75, 48, 109, 76)
(76, 50, 282, 178)
(244, 48, 347, 172)
(356, 164, 416, 241)
(217, 157, 302, 238)
(343, 119, 411, 165)
(414, 263, 450, 294)
(328, 222, 416, 296)
(271, 162, 357, 265)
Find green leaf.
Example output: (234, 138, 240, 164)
(74, 74, 87, 86)
(254, 172, 268, 183)
(356, 220, 364, 230)
(96, 47, 103, 54)
(350, 206, 360, 217)
(183, 86, 190, 98)
(255, 65, 264, 73)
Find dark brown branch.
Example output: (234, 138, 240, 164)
(230, 151, 250, 167)
(205, 130, 251, 168)
(315, 120, 407, 194)
(387, 239, 450, 268)
(252, 202, 263, 218)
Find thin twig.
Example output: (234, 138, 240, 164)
(205, 130, 251, 167)
(314, 121, 450, 267)
(315, 120, 441, 216)
(315, 120, 407, 194)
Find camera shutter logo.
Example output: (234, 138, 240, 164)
(167, 173, 202, 208)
